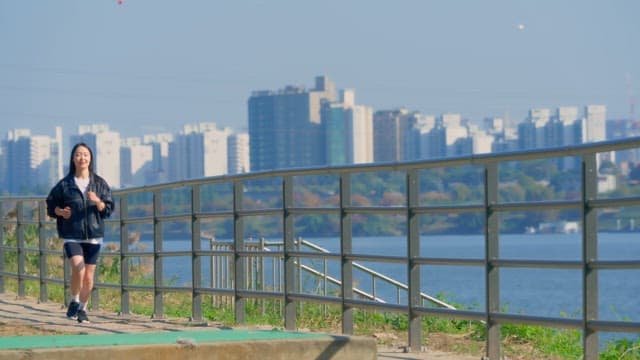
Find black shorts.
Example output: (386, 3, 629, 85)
(63, 242, 101, 265)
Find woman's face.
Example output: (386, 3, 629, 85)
(73, 146, 92, 173)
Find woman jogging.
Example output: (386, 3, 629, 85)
(46, 142, 114, 324)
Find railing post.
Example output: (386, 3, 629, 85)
(153, 189, 164, 319)
(120, 195, 130, 315)
(191, 184, 203, 322)
(283, 175, 296, 330)
(38, 201, 48, 302)
(91, 200, 100, 309)
(407, 169, 421, 351)
(582, 153, 599, 360)
(233, 180, 246, 324)
(340, 173, 354, 334)
(16, 200, 25, 297)
(91, 266, 100, 310)
(485, 162, 500, 359)
(0, 200, 4, 293)
(64, 246, 71, 305)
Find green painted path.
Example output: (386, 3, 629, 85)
(0, 329, 330, 350)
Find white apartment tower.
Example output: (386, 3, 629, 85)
(4, 127, 63, 194)
(228, 133, 250, 175)
(71, 124, 121, 188)
(350, 104, 374, 164)
(169, 123, 230, 181)
(440, 113, 469, 152)
(584, 105, 607, 143)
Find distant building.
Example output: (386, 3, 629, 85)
(228, 132, 250, 175)
(143, 133, 173, 185)
(576, 105, 612, 167)
(482, 117, 504, 135)
(373, 108, 420, 162)
(169, 123, 231, 181)
(607, 118, 640, 164)
(321, 89, 374, 166)
(248, 76, 337, 171)
(71, 124, 121, 188)
(3, 127, 63, 194)
(420, 113, 474, 159)
(120, 137, 153, 188)
(441, 113, 468, 156)
(518, 108, 550, 150)
(424, 120, 447, 159)
(415, 114, 437, 159)
(469, 129, 494, 154)
(350, 102, 374, 164)
(584, 105, 607, 143)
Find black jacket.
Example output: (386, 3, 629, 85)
(46, 173, 114, 240)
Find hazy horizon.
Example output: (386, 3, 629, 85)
(1, 1, 638, 139)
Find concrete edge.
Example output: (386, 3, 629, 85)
(0, 335, 377, 360)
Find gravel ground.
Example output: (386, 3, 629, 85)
(0, 292, 482, 359)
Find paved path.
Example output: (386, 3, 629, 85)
(0, 292, 479, 359)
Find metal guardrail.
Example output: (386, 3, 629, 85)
(2, 137, 640, 359)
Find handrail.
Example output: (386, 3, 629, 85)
(297, 239, 456, 309)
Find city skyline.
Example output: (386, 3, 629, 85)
(0, 94, 618, 191)
(1, 1, 638, 139)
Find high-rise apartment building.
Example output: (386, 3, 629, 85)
(440, 113, 468, 151)
(169, 123, 231, 181)
(71, 124, 121, 188)
(584, 105, 607, 143)
(120, 137, 154, 188)
(3, 127, 63, 194)
(467, 124, 494, 154)
(554, 106, 580, 146)
(321, 89, 374, 166)
(373, 108, 414, 162)
(425, 121, 447, 159)
(482, 117, 504, 135)
(518, 108, 550, 150)
(420, 113, 471, 159)
(228, 133, 250, 175)
(5, 130, 32, 193)
(248, 76, 337, 171)
(350, 103, 374, 164)
(143, 133, 173, 185)
(413, 114, 436, 160)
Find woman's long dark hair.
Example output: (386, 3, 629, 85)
(67, 142, 95, 176)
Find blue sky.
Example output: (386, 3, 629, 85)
(1, 0, 638, 138)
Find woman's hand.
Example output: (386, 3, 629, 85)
(56, 206, 72, 219)
(87, 191, 105, 211)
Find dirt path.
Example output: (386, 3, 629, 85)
(0, 292, 482, 359)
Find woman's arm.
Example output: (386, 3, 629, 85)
(45, 182, 63, 218)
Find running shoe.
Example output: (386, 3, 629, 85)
(77, 309, 90, 324)
(66, 301, 80, 319)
